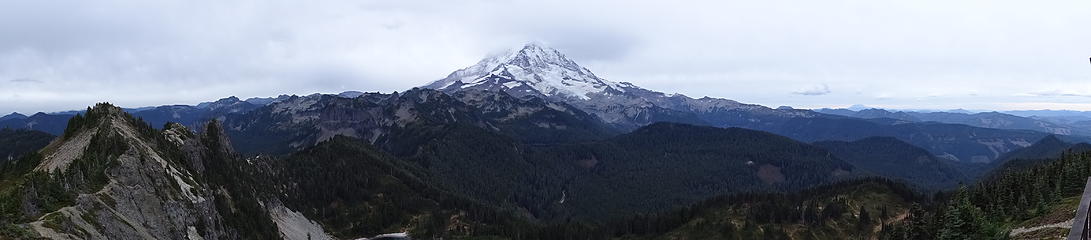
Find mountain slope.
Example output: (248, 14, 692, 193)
(984, 135, 1091, 178)
(1, 103, 577, 240)
(0, 129, 53, 163)
(126, 96, 261, 130)
(379, 121, 856, 222)
(256, 120, 858, 223)
(0, 103, 328, 239)
(817, 108, 1085, 136)
(815, 137, 967, 189)
(539, 123, 857, 220)
(265, 136, 537, 239)
(426, 43, 709, 129)
(1, 103, 238, 239)
(0, 112, 73, 136)
(450, 89, 618, 143)
(614, 179, 922, 240)
(427, 42, 629, 101)
(884, 150, 1091, 239)
(224, 88, 618, 154)
(0, 113, 28, 121)
(424, 43, 1045, 165)
(994, 135, 1077, 164)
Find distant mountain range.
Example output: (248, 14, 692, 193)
(4, 43, 1084, 168)
(816, 108, 1091, 136)
(5, 43, 1091, 239)
(0, 95, 292, 134)
(420, 43, 1074, 166)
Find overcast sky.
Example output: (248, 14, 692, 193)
(1, 0, 1089, 114)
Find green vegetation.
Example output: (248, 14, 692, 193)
(199, 121, 281, 240)
(268, 132, 918, 240)
(884, 152, 1091, 239)
(382, 122, 858, 223)
(0, 103, 196, 235)
(272, 136, 538, 239)
(10, 102, 1088, 240)
(815, 137, 967, 190)
(608, 179, 921, 240)
(0, 128, 53, 163)
(0, 117, 128, 224)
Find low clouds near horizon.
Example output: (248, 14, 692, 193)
(1, 0, 1089, 114)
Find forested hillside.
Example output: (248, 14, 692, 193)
(0, 129, 53, 163)
(611, 179, 923, 240)
(386, 121, 859, 222)
(884, 151, 1091, 239)
(265, 136, 538, 239)
(815, 137, 967, 189)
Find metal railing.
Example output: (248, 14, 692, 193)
(1067, 177, 1091, 240)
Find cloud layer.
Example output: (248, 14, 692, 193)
(793, 84, 831, 96)
(1, 0, 1089, 114)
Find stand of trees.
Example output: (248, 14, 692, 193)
(883, 151, 1091, 240)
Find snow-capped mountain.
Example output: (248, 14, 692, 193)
(422, 43, 1052, 164)
(426, 43, 640, 101)
(424, 43, 801, 129)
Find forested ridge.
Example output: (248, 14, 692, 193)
(0, 129, 53, 163)
(4, 103, 1091, 240)
(883, 150, 1091, 239)
(814, 137, 967, 190)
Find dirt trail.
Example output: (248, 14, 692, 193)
(1009, 219, 1073, 237)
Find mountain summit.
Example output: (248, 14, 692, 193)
(423, 43, 1043, 165)
(425, 43, 637, 100)
(424, 42, 769, 128)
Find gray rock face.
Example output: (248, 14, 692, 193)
(8, 104, 331, 240)
(223, 90, 491, 154)
(15, 107, 230, 239)
(224, 88, 614, 154)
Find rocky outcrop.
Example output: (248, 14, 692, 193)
(3, 103, 331, 240)
(11, 104, 231, 239)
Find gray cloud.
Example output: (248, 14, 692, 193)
(0, 0, 1090, 114)
(10, 78, 41, 83)
(793, 84, 831, 96)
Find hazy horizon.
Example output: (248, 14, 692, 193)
(2, 0, 1089, 114)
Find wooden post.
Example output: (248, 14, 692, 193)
(1067, 177, 1091, 240)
